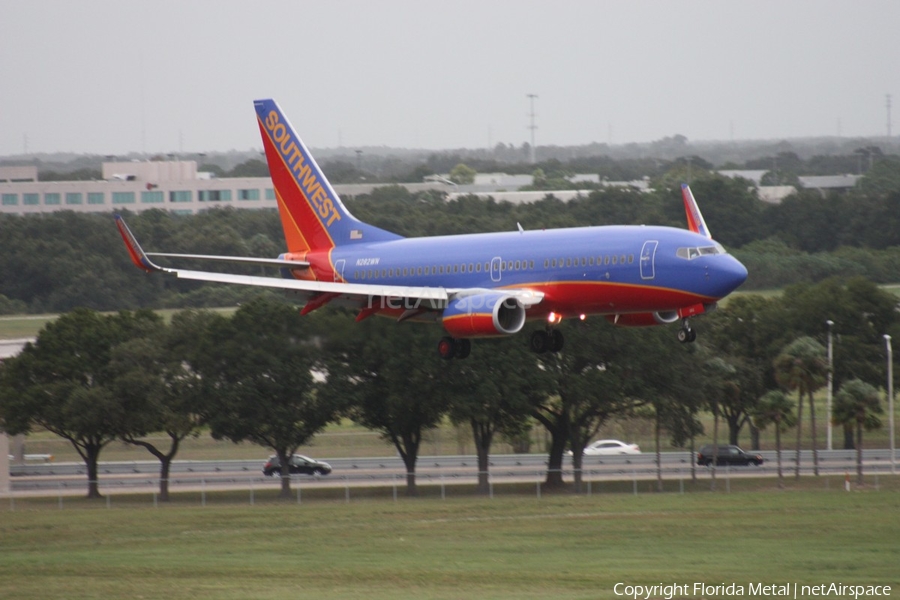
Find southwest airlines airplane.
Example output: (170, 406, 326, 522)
(116, 98, 748, 359)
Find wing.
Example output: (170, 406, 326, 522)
(115, 215, 543, 315)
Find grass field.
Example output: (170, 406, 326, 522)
(1, 486, 898, 600)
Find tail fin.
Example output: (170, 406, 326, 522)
(681, 183, 712, 239)
(254, 99, 402, 253)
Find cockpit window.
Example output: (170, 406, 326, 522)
(676, 243, 726, 260)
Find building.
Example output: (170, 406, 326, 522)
(0, 161, 279, 215)
(0, 161, 449, 216)
(798, 174, 861, 194)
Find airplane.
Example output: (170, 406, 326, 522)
(116, 98, 748, 359)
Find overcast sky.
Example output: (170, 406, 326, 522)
(2, 1, 898, 156)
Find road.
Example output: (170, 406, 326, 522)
(7, 449, 898, 496)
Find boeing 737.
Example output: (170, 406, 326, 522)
(116, 98, 748, 359)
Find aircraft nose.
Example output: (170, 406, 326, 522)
(719, 255, 748, 295)
(707, 255, 748, 298)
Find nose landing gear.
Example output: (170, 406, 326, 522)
(677, 320, 697, 343)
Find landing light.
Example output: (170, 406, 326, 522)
(579, 314, 586, 321)
(547, 312, 562, 325)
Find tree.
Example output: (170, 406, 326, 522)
(448, 163, 476, 185)
(321, 314, 456, 496)
(616, 327, 700, 492)
(447, 338, 548, 494)
(198, 298, 339, 499)
(700, 356, 738, 490)
(833, 379, 883, 485)
(752, 390, 796, 488)
(0, 308, 161, 498)
(533, 321, 635, 491)
(857, 156, 900, 195)
(108, 310, 214, 501)
(774, 337, 828, 477)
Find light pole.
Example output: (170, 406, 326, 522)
(885, 334, 895, 475)
(526, 94, 538, 164)
(826, 320, 834, 450)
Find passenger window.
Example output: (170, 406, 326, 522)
(612, 256, 617, 265)
(604, 256, 610, 265)
(529, 260, 534, 269)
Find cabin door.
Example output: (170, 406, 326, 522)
(334, 259, 346, 282)
(490, 257, 502, 282)
(640, 241, 658, 280)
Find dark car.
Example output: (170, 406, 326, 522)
(263, 454, 332, 477)
(696, 444, 763, 467)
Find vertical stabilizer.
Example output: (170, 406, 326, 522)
(254, 99, 402, 253)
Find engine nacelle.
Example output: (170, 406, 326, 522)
(441, 292, 526, 338)
(606, 310, 681, 327)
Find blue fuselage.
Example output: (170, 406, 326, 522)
(323, 224, 747, 320)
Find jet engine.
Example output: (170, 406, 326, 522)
(441, 292, 526, 338)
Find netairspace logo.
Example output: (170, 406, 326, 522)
(613, 582, 892, 599)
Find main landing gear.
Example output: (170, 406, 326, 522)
(529, 329, 564, 354)
(438, 336, 471, 360)
(677, 319, 697, 344)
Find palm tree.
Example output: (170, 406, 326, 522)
(773, 337, 828, 478)
(833, 379, 883, 485)
(752, 390, 796, 488)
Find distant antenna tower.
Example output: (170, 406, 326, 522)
(527, 94, 538, 164)
(887, 94, 893, 138)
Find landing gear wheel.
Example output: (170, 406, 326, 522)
(438, 336, 456, 359)
(454, 338, 471, 359)
(530, 330, 550, 354)
(677, 327, 697, 343)
(549, 329, 565, 353)
(677, 318, 697, 343)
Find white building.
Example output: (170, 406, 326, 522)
(0, 161, 449, 216)
(0, 161, 278, 216)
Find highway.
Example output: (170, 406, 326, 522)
(7, 449, 898, 496)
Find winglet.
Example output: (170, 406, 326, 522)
(114, 215, 164, 273)
(681, 184, 712, 239)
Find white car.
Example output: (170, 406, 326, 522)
(578, 439, 641, 456)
